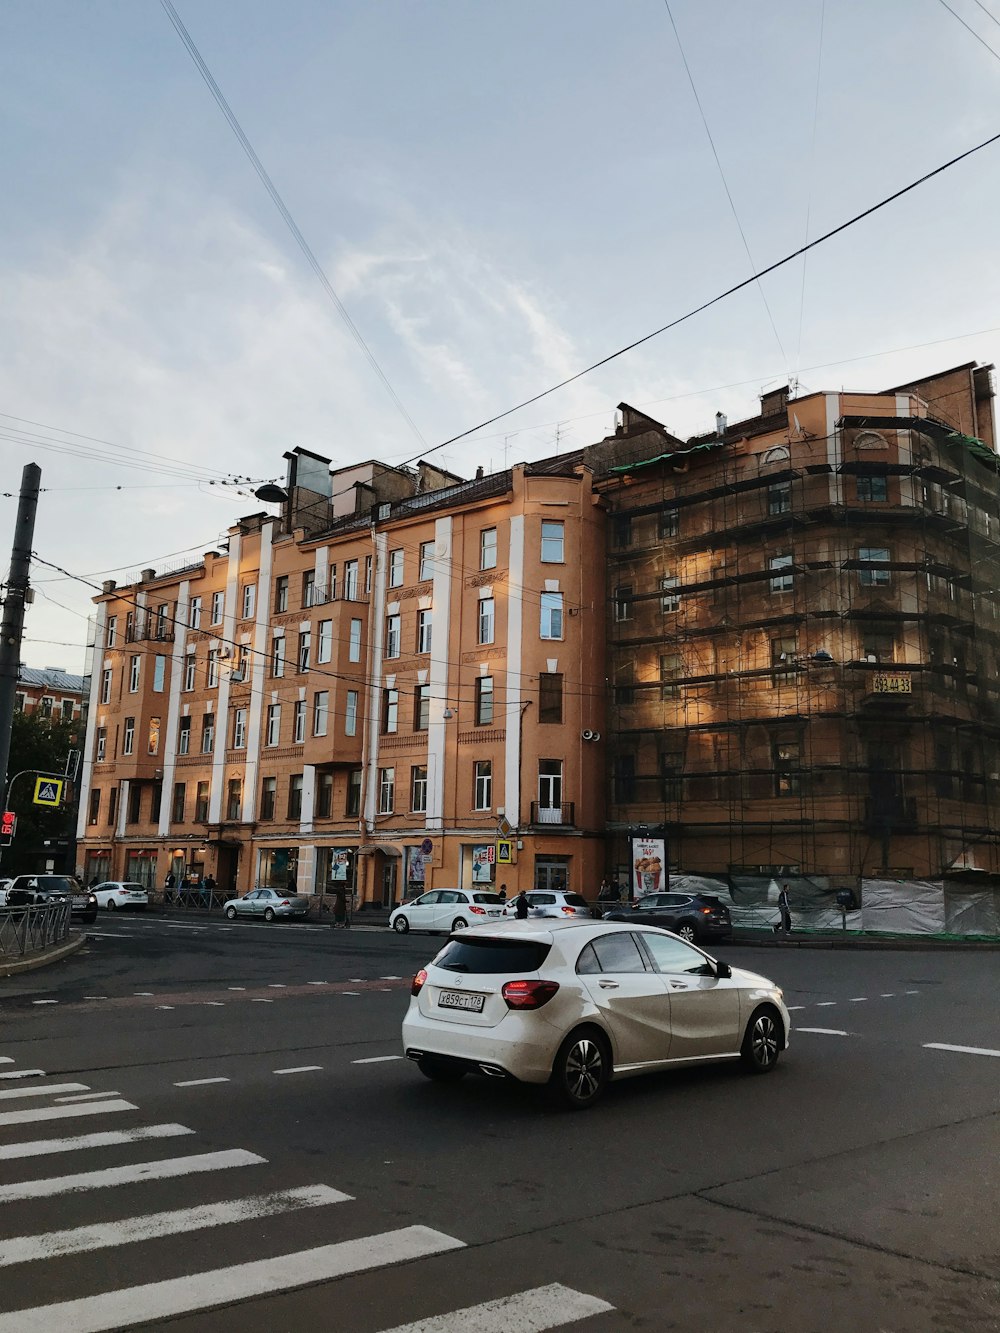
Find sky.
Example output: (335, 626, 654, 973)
(3, 0, 1000, 673)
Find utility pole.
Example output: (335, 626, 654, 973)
(0, 463, 41, 805)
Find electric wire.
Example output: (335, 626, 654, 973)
(936, 0, 1000, 57)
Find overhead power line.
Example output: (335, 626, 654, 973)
(937, 0, 1000, 57)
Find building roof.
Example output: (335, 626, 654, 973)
(18, 666, 85, 693)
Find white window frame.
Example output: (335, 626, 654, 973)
(128, 655, 140, 693)
(859, 547, 891, 587)
(660, 575, 680, 613)
(123, 717, 135, 756)
(96, 727, 107, 762)
(480, 527, 497, 571)
(201, 713, 215, 753)
(183, 651, 196, 692)
(388, 549, 404, 588)
(211, 591, 224, 624)
(385, 614, 401, 659)
(769, 553, 794, 594)
(106, 616, 117, 648)
(189, 597, 202, 630)
(302, 570, 316, 609)
(271, 636, 285, 677)
(410, 764, 428, 813)
(207, 649, 220, 688)
(349, 619, 362, 663)
(313, 690, 329, 737)
(540, 520, 565, 563)
(378, 767, 395, 814)
(478, 597, 495, 646)
(177, 717, 191, 755)
(266, 703, 281, 747)
(233, 707, 247, 749)
(540, 591, 564, 640)
(241, 583, 256, 619)
(298, 631, 311, 673)
(417, 609, 432, 654)
(343, 560, 359, 601)
(474, 759, 493, 810)
(345, 689, 358, 737)
(419, 542, 434, 581)
(383, 687, 399, 734)
(317, 619, 333, 664)
(100, 668, 112, 704)
(293, 700, 306, 744)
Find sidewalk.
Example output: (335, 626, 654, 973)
(733, 926, 1000, 951)
(0, 931, 88, 978)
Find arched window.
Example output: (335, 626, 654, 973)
(853, 431, 887, 451)
(761, 446, 790, 468)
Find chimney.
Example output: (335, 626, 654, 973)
(716, 412, 727, 438)
(760, 385, 790, 417)
(140, 568, 156, 584)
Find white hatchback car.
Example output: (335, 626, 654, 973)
(389, 889, 506, 935)
(502, 889, 592, 920)
(402, 919, 790, 1108)
(92, 881, 149, 911)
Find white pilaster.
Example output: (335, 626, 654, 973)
(504, 514, 525, 827)
(426, 517, 453, 831)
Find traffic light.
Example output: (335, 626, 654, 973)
(0, 810, 16, 846)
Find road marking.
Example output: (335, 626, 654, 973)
(905, 990, 920, 995)
(377, 1282, 615, 1332)
(227, 987, 246, 991)
(55, 1093, 120, 1103)
(133, 992, 154, 996)
(380, 975, 402, 980)
(267, 983, 287, 988)
(202, 1002, 225, 1007)
(162, 924, 209, 931)
(849, 997, 868, 1002)
(785, 1006, 805, 1011)
(0, 1148, 265, 1203)
(880, 993, 895, 997)
(0, 1069, 46, 1080)
(350, 977, 366, 982)
(251, 998, 273, 1003)
(0, 1183, 351, 1269)
(31, 1000, 58, 1005)
(924, 1042, 1000, 1058)
(816, 1002, 836, 1007)
(155, 1006, 175, 1011)
(0, 1226, 466, 1333)
(353, 1055, 404, 1065)
(82, 996, 109, 1001)
(0, 1100, 137, 1129)
(308, 981, 329, 985)
(0, 1124, 192, 1162)
(174, 1078, 230, 1087)
(87, 933, 129, 939)
(796, 1027, 850, 1036)
(273, 1066, 323, 1075)
(342, 991, 361, 996)
(0, 1057, 13, 1064)
(0, 1082, 88, 1102)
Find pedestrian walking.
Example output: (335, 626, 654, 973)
(514, 890, 529, 920)
(331, 884, 348, 929)
(777, 883, 792, 934)
(204, 874, 217, 906)
(498, 883, 508, 901)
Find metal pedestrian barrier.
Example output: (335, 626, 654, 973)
(0, 900, 72, 959)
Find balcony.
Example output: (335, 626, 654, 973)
(529, 801, 575, 827)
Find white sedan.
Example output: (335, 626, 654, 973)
(389, 889, 506, 934)
(402, 919, 790, 1109)
(92, 881, 149, 911)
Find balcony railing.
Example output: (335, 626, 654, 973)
(529, 801, 575, 827)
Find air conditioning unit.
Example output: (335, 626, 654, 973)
(581, 729, 601, 742)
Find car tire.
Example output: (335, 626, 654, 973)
(740, 1006, 783, 1074)
(451, 917, 468, 932)
(550, 1028, 611, 1110)
(417, 1055, 466, 1083)
(225, 906, 237, 920)
(264, 907, 275, 922)
(676, 921, 697, 943)
(105, 899, 116, 911)
(392, 916, 409, 934)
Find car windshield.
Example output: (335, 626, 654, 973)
(435, 937, 551, 974)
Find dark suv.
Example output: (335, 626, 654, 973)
(5, 875, 98, 924)
(603, 891, 732, 943)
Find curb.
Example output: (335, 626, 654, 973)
(0, 931, 89, 978)
(732, 931, 1000, 952)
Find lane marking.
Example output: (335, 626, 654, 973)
(377, 1282, 615, 1333)
(342, 991, 361, 996)
(0, 1100, 137, 1129)
(267, 984, 287, 989)
(0, 1069, 47, 1080)
(849, 997, 868, 1002)
(816, 1002, 836, 1007)
(0, 1148, 266, 1203)
(56, 1093, 120, 1104)
(202, 1002, 225, 1007)
(0, 1058, 14, 1064)
(353, 1055, 404, 1065)
(905, 990, 920, 995)
(880, 993, 895, 997)
(227, 987, 246, 991)
(133, 992, 154, 997)
(796, 1027, 850, 1036)
(31, 1000, 58, 1006)
(174, 1078, 230, 1087)
(307, 981, 328, 986)
(380, 975, 402, 980)
(155, 1006, 175, 1011)
(161, 925, 209, 931)
(251, 998, 273, 1004)
(786, 1006, 805, 1011)
(0, 1124, 192, 1162)
(0, 1226, 465, 1333)
(924, 1042, 1000, 1058)
(0, 1082, 88, 1102)
(350, 978, 366, 982)
(0, 1183, 351, 1268)
(82, 996, 110, 1001)
(273, 1065, 323, 1075)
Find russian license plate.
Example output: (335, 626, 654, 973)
(438, 990, 485, 1013)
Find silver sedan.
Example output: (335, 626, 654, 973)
(224, 888, 310, 922)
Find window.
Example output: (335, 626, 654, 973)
(769, 553, 794, 593)
(189, 597, 202, 630)
(123, 717, 135, 756)
(88, 788, 100, 825)
(538, 759, 563, 812)
(316, 772, 333, 818)
(419, 542, 434, 581)
(660, 751, 683, 802)
(478, 597, 495, 645)
(382, 688, 399, 734)
(774, 742, 801, 796)
(771, 635, 798, 686)
(232, 707, 247, 750)
(417, 609, 432, 654)
(96, 727, 107, 762)
(660, 653, 682, 699)
(285, 773, 302, 819)
(302, 570, 316, 609)
(414, 683, 431, 731)
(274, 576, 289, 613)
(328, 565, 337, 601)
(108, 787, 118, 826)
(388, 549, 404, 588)
(577, 933, 649, 974)
(858, 547, 891, 586)
(385, 614, 401, 659)
(614, 585, 632, 622)
(153, 655, 166, 692)
(297, 630, 311, 673)
(177, 717, 191, 755)
(128, 655, 140, 692)
(365, 555, 373, 594)
(349, 618, 362, 662)
(540, 591, 563, 640)
(378, 767, 395, 814)
(155, 605, 169, 639)
(538, 672, 563, 723)
(410, 764, 428, 813)
(345, 690, 358, 736)
(541, 520, 565, 562)
(480, 527, 497, 570)
(183, 652, 196, 692)
(61, 698, 75, 721)
(317, 620, 332, 663)
(39, 696, 53, 718)
(861, 629, 895, 663)
(147, 715, 160, 756)
(343, 559, 359, 601)
(475, 676, 494, 725)
(207, 649, 220, 688)
(266, 703, 281, 746)
(293, 699, 306, 743)
(474, 759, 493, 810)
(106, 616, 117, 648)
(614, 664, 635, 706)
(171, 782, 186, 823)
(201, 713, 215, 753)
(101, 668, 112, 704)
(313, 690, 329, 737)
(613, 752, 635, 803)
(241, 584, 256, 619)
(612, 515, 631, 550)
(346, 769, 362, 816)
(195, 781, 210, 822)
(271, 636, 285, 677)
(762, 445, 791, 466)
(259, 777, 276, 821)
(211, 591, 224, 624)
(660, 575, 680, 613)
(14, 692, 25, 713)
(227, 778, 242, 821)
(768, 482, 791, 515)
(658, 508, 679, 539)
(125, 611, 135, 640)
(150, 783, 162, 821)
(857, 475, 889, 502)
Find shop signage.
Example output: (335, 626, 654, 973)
(630, 834, 666, 896)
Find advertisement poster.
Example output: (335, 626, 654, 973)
(407, 847, 426, 887)
(331, 850, 351, 882)
(630, 836, 666, 896)
(471, 844, 495, 883)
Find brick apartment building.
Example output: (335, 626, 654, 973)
(15, 666, 85, 721)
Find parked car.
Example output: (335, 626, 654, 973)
(603, 891, 732, 943)
(501, 889, 592, 920)
(4, 875, 98, 923)
(223, 887, 309, 922)
(390, 889, 506, 934)
(0, 878, 12, 906)
(91, 881, 149, 911)
(402, 919, 788, 1109)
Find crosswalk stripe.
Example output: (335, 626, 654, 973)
(0, 1183, 351, 1267)
(0, 1225, 466, 1332)
(0, 1100, 137, 1129)
(0, 1058, 14, 1064)
(0, 1070, 46, 1080)
(55, 1093, 121, 1103)
(0, 1148, 265, 1202)
(0, 1124, 193, 1161)
(377, 1282, 615, 1332)
(924, 1042, 1000, 1058)
(0, 1083, 89, 1102)
(353, 1056, 404, 1065)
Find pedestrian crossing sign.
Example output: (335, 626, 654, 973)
(33, 776, 64, 807)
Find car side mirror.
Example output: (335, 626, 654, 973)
(715, 961, 732, 979)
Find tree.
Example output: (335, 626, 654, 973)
(1, 711, 77, 875)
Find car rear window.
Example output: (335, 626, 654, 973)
(564, 893, 589, 908)
(472, 893, 504, 904)
(529, 893, 556, 904)
(435, 937, 551, 974)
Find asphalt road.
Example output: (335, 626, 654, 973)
(0, 913, 997, 1332)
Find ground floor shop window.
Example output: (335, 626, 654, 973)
(258, 847, 299, 890)
(124, 850, 158, 888)
(534, 856, 570, 892)
(315, 846, 356, 893)
(464, 843, 495, 886)
(85, 852, 112, 884)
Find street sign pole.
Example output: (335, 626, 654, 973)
(0, 463, 41, 810)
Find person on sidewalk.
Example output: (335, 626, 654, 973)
(777, 883, 792, 935)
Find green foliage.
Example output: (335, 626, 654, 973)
(3, 711, 78, 874)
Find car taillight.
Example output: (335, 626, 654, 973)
(469, 905, 486, 914)
(701, 907, 712, 914)
(501, 979, 559, 1010)
(118, 890, 129, 896)
(560, 906, 576, 915)
(411, 968, 428, 996)
(280, 900, 290, 906)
